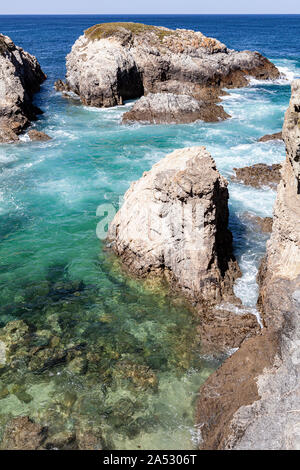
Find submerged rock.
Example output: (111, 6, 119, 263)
(258, 131, 283, 142)
(122, 92, 229, 124)
(231, 163, 282, 188)
(61, 22, 279, 123)
(0, 416, 48, 450)
(108, 146, 240, 305)
(0, 34, 46, 143)
(196, 80, 300, 450)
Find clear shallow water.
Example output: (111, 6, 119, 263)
(0, 15, 300, 449)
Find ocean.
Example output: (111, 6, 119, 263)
(0, 14, 299, 449)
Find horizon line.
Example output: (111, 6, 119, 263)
(1, 13, 300, 16)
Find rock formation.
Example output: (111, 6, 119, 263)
(242, 212, 273, 233)
(27, 129, 51, 141)
(108, 146, 240, 305)
(231, 163, 282, 188)
(0, 34, 46, 143)
(61, 22, 279, 123)
(259, 131, 283, 142)
(196, 80, 300, 450)
(122, 93, 229, 124)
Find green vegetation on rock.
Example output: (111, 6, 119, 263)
(84, 22, 174, 42)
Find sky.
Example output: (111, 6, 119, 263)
(0, 0, 300, 15)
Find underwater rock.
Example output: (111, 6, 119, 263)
(62, 22, 279, 123)
(50, 280, 85, 299)
(0, 340, 6, 368)
(67, 356, 88, 375)
(122, 92, 229, 124)
(0, 34, 46, 143)
(108, 146, 240, 305)
(76, 427, 103, 450)
(231, 163, 282, 188)
(44, 431, 77, 450)
(258, 131, 283, 142)
(0, 416, 48, 450)
(113, 360, 158, 391)
(27, 129, 51, 141)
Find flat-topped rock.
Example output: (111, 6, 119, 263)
(0, 34, 46, 143)
(258, 131, 283, 142)
(62, 22, 279, 122)
(108, 146, 240, 305)
(122, 92, 229, 124)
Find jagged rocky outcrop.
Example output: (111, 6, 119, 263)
(242, 212, 273, 233)
(27, 130, 51, 141)
(259, 131, 283, 142)
(61, 22, 279, 124)
(122, 92, 229, 124)
(196, 80, 300, 450)
(108, 146, 240, 305)
(0, 34, 46, 143)
(231, 163, 282, 188)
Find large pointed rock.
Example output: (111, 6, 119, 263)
(108, 146, 240, 305)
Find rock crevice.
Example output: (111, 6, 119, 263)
(196, 80, 300, 450)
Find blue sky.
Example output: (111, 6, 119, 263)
(0, 0, 300, 15)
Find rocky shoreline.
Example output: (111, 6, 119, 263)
(196, 80, 300, 450)
(0, 22, 298, 451)
(0, 34, 46, 143)
(57, 22, 279, 124)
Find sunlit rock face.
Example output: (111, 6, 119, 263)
(64, 22, 279, 123)
(108, 146, 240, 305)
(0, 34, 46, 143)
(196, 81, 300, 451)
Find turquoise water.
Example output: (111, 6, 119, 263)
(0, 15, 300, 449)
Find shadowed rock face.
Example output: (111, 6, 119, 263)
(62, 22, 279, 123)
(108, 146, 240, 306)
(196, 80, 300, 450)
(0, 34, 46, 143)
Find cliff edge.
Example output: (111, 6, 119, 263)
(196, 81, 300, 450)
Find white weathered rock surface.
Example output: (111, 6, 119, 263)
(0, 34, 46, 142)
(122, 92, 229, 124)
(108, 146, 240, 304)
(63, 22, 279, 123)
